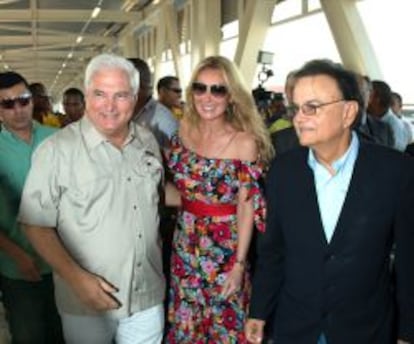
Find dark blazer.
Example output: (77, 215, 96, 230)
(250, 141, 414, 344)
(405, 142, 414, 157)
(358, 113, 394, 148)
(270, 127, 300, 155)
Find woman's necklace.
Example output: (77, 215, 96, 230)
(195, 131, 238, 159)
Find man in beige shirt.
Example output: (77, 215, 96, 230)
(18, 53, 165, 344)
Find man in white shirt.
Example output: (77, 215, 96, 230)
(19, 53, 165, 344)
(129, 58, 178, 150)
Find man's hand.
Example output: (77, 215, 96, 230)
(15, 251, 41, 281)
(397, 340, 411, 344)
(70, 269, 121, 312)
(0, 232, 41, 281)
(245, 318, 265, 343)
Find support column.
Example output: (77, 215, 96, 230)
(234, 0, 277, 85)
(321, 0, 382, 78)
(163, 1, 184, 82)
(153, 8, 167, 87)
(119, 32, 138, 58)
(190, 0, 220, 69)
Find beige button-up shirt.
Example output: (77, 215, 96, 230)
(18, 116, 165, 319)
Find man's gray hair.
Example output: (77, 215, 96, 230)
(84, 53, 140, 94)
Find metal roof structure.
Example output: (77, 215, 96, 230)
(0, 0, 155, 94)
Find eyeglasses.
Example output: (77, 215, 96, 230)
(287, 99, 345, 118)
(0, 92, 32, 110)
(167, 87, 182, 94)
(191, 82, 228, 98)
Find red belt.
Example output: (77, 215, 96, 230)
(181, 198, 237, 217)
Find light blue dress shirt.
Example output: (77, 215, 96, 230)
(308, 132, 359, 243)
(381, 108, 409, 151)
(134, 98, 178, 149)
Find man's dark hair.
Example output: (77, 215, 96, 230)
(371, 80, 392, 109)
(391, 91, 402, 106)
(28, 82, 48, 96)
(293, 59, 364, 126)
(128, 58, 152, 89)
(0, 71, 29, 90)
(157, 76, 179, 92)
(63, 87, 85, 103)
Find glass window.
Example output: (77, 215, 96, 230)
(271, 0, 303, 23)
(357, 0, 414, 107)
(259, 11, 340, 92)
(308, 0, 321, 12)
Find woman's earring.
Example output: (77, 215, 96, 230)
(226, 103, 235, 118)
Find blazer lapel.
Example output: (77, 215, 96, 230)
(328, 144, 371, 247)
(299, 152, 329, 247)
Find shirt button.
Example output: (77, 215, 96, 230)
(138, 234, 142, 238)
(127, 177, 131, 182)
(133, 205, 137, 210)
(137, 262, 142, 267)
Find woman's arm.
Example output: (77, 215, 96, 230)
(221, 133, 258, 298)
(165, 181, 182, 207)
(234, 132, 259, 266)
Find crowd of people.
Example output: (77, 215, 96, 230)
(0, 52, 413, 344)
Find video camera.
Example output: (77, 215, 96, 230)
(252, 50, 275, 108)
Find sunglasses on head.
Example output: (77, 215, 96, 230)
(0, 92, 32, 110)
(191, 82, 228, 98)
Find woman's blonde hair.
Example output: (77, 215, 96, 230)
(184, 55, 274, 163)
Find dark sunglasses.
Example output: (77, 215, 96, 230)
(167, 87, 182, 94)
(0, 92, 32, 109)
(191, 82, 228, 98)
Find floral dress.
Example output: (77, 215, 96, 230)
(166, 134, 266, 344)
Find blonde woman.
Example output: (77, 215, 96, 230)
(165, 56, 273, 343)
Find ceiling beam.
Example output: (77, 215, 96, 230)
(0, 35, 113, 45)
(1, 51, 95, 58)
(0, 24, 84, 36)
(0, 10, 137, 23)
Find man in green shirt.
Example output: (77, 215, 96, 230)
(0, 71, 64, 343)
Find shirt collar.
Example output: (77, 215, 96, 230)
(0, 120, 36, 141)
(308, 131, 360, 175)
(80, 115, 137, 151)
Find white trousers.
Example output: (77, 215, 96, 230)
(61, 304, 164, 344)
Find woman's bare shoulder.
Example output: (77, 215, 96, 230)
(231, 131, 258, 162)
(179, 118, 196, 148)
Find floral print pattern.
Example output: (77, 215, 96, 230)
(165, 135, 266, 343)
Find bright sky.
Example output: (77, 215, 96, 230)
(358, 0, 414, 107)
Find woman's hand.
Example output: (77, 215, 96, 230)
(221, 262, 244, 298)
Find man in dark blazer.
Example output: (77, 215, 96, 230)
(245, 60, 414, 344)
(270, 126, 300, 155)
(356, 74, 394, 148)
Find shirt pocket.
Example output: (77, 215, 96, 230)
(134, 152, 163, 207)
(60, 173, 113, 234)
